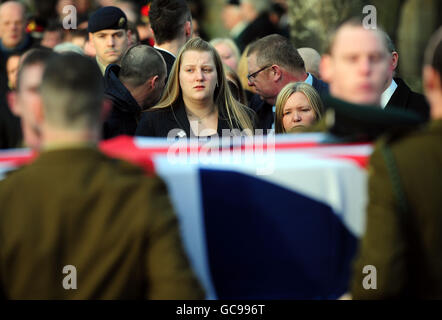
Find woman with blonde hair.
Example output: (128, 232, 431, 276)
(237, 45, 255, 100)
(136, 37, 255, 138)
(274, 82, 324, 133)
(224, 64, 247, 105)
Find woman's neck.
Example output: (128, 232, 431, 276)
(183, 97, 216, 118)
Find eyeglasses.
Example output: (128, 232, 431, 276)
(247, 65, 272, 82)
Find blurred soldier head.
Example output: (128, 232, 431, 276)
(11, 48, 57, 149)
(423, 26, 442, 119)
(321, 18, 391, 105)
(39, 53, 106, 144)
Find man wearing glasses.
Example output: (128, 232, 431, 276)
(247, 34, 328, 130)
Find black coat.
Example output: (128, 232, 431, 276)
(155, 48, 175, 82)
(249, 74, 329, 130)
(136, 101, 241, 138)
(0, 93, 22, 149)
(385, 77, 430, 121)
(103, 64, 142, 140)
(310, 95, 426, 142)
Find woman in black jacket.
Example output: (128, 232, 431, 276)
(135, 37, 255, 138)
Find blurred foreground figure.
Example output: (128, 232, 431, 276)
(301, 18, 425, 140)
(351, 27, 442, 299)
(0, 53, 204, 299)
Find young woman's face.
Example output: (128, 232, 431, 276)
(282, 92, 317, 131)
(179, 50, 218, 103)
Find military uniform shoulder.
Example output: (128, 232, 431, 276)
(105, 156, 145, 175)
(0, 164, 31, 181)
(375, 120, 442, 158)
(382, 120, 439, 145)
(101, 155, 167, 194)
(0, 165, 29, 198)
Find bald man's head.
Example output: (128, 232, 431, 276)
(298, 47, 321, 79)
(321, 20, 390, 105)
(0, 1, 26, 49)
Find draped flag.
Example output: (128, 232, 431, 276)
(0, 133, 372, 299)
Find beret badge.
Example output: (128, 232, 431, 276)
(118, 17, 126, 28)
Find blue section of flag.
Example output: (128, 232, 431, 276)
(200, 169, 358, 299)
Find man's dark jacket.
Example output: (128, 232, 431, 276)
(299, 95, 426, 142)
(103, 64, 142, 140)
(155, 48, 175, 82)
(249, 74, 329, 130)
(385, 77, 430, 121)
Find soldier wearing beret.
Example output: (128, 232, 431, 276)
(88, 6, 131, 75)
(350, 27, 442, 299)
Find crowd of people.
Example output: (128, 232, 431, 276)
(0, 0, 441, 299)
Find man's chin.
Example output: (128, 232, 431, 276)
(341, 93, 381, 106)
(354, 96, 381, 106)
(104, 58, 120, 65)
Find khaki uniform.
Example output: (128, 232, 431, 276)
(0, 146, 204, 299)
(351, 120, 442, 299)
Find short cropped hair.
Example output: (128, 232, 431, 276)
(247, 34, 305, 74)
(381, 31, 396, 53)
(40, 53, 104, 130)
(119, 45, 166, 88)
(424, 26, 442, 81)
(16, 47, 57, 92)
(324, 17, 390, 55)
(149, 0, 191, 45)
(275, 82, 324, 134)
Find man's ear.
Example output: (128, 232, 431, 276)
(150, 75, 159, 89)
(88, 33, 95, 49)
(271, 65, 282, 82)
(320, 55, 332, 84)
(34, 98, 44, 125)
(423, 65, 440, 94)
(126, 29, 133, 46)
(100, 99, 112, 121)
(184, 20, 192, 39)
(391, 51, 399, 71)
(7, 91, 20, 116)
